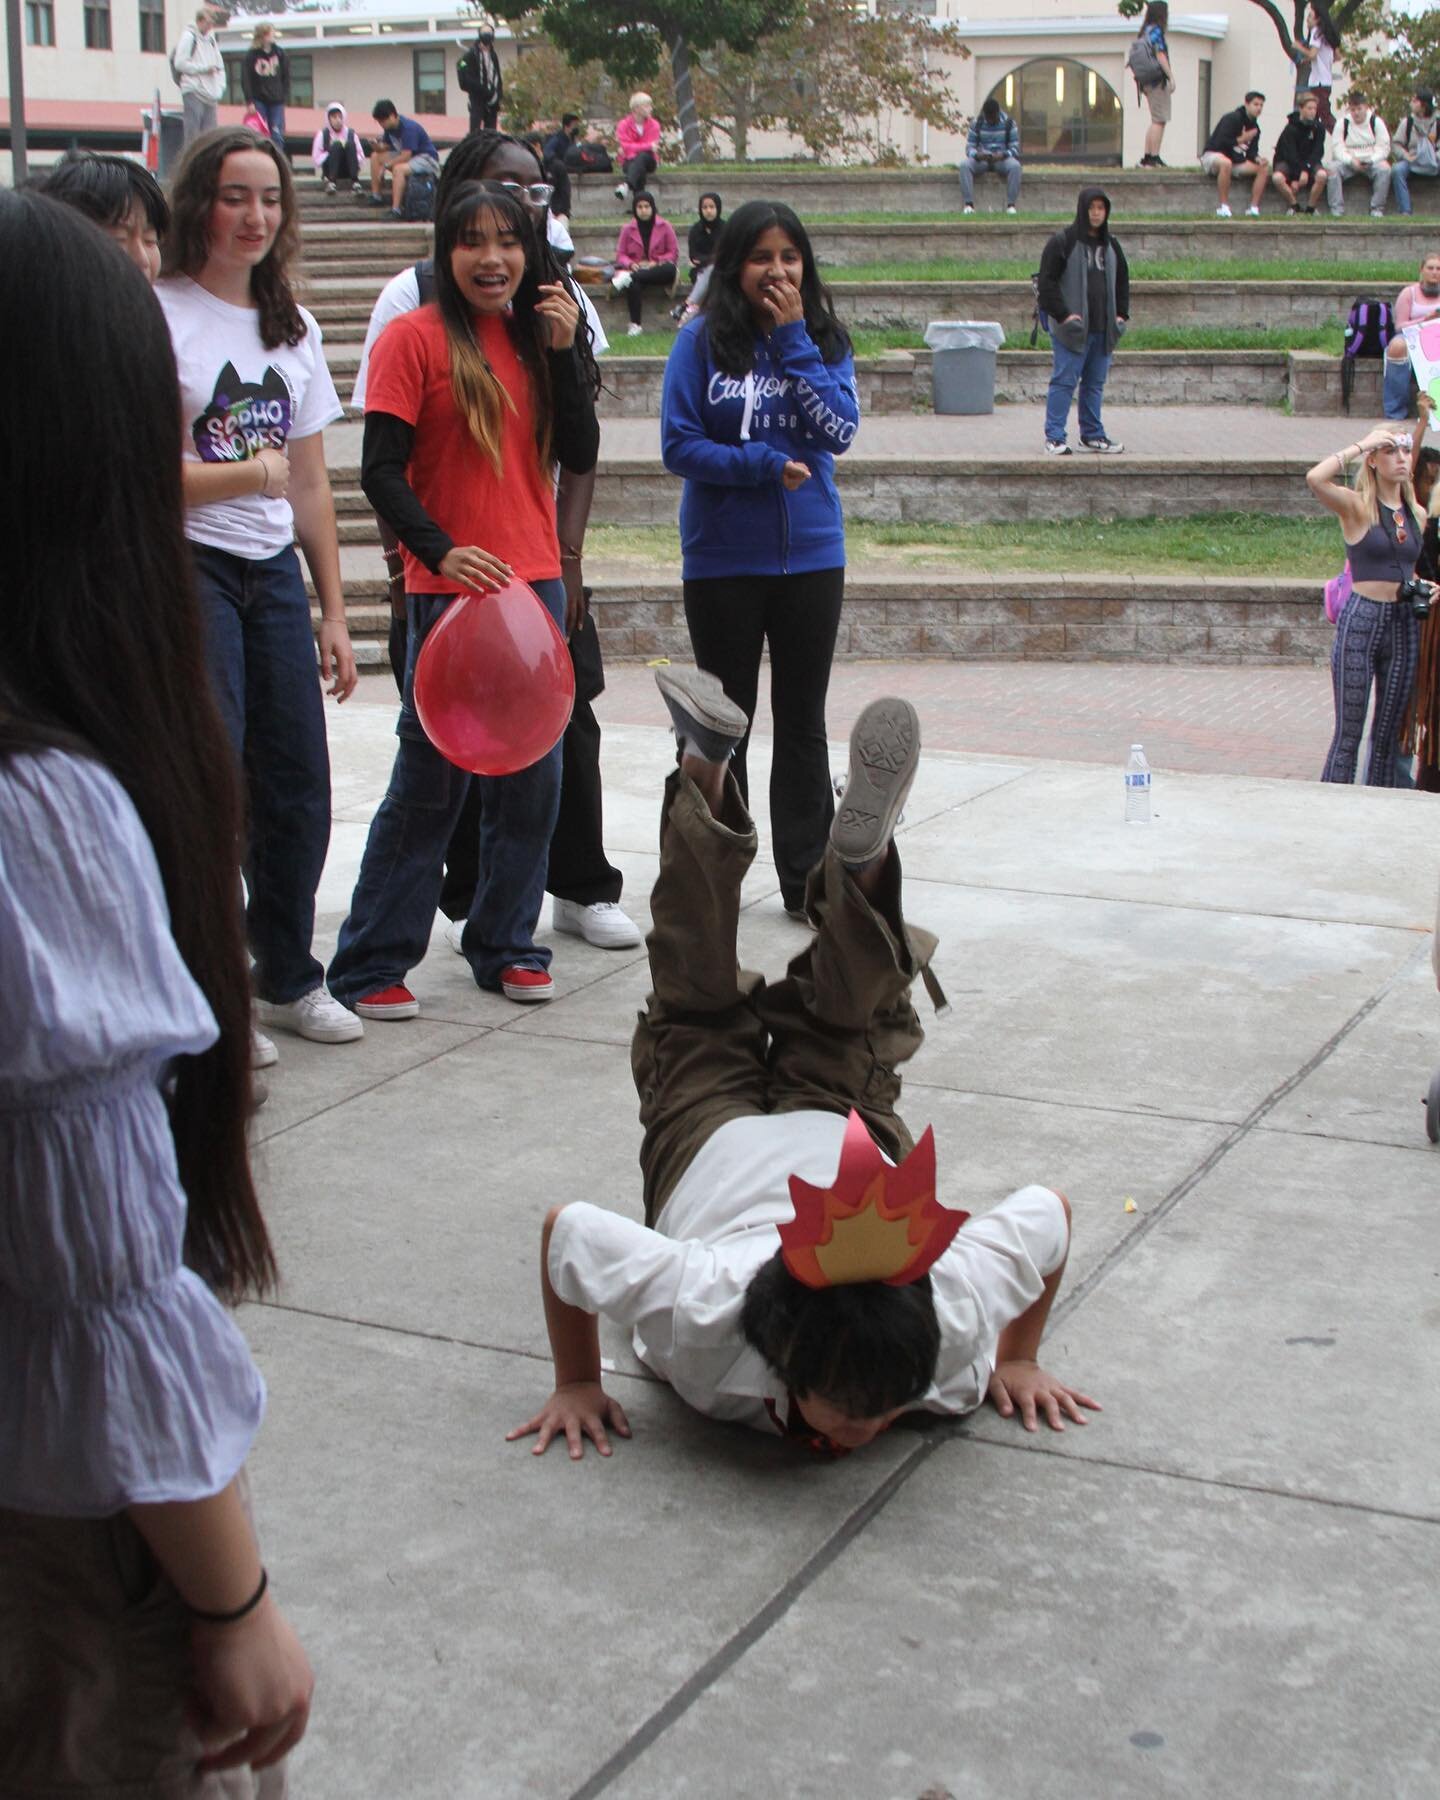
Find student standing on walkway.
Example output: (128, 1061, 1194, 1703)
(329, 184, 600, 1015)
(0, 186, 312, 1796)
(661, 200, 860, 921)
(1309, 427, 1426, 785)
(350, 132, 638, 954)
(1038, 188, 1129, 456)
(241, 25, 290, 146)
(1133, 2, 1175, 168)
(158, 128, 361, 1063)
(172, 7, 224, 146)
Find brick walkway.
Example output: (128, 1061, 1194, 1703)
(595, 658, 1337, 780)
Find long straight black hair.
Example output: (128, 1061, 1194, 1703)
(700, 198, 851, 377)
(0, 190, 274, 1301)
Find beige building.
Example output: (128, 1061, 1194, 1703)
(0, 1, 1349, 173)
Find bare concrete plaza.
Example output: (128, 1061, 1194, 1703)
(244, 670, 1439, 1799)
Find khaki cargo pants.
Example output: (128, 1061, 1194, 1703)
(632, 769, 943, 1226)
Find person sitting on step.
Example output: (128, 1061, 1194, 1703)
(1201, 91, 1271, 217)
(611, 193, 679, 337)
(959, 97, 1022, 215)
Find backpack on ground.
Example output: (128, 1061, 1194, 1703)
(168, 27, 195, 85)
(1341, 297, 1395, 412)
(1126, 34, 1165, 92)
(400, 170, 437, 223)
(568, 141, 613, 174)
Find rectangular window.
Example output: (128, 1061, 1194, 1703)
(139, 0, 165, 55)
(414, 48, 446, 116)
(25, 1, 55, 47)
(288, 53, 314, 110)
(1197, 59, 1213, 156)
(84, 0, 111, 49)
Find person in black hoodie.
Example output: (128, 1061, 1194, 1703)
(1201, 92, 1271, 216)
(241, 25, 290, 145)
(458, 27, 504, 134)
(1272, 91, 1329, 214)
(1037, 188, 1129, 455)
(688, 191, 723, 275)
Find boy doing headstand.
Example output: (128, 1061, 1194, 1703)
(509, 673, 1099, 1460)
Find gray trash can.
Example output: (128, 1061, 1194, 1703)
(924, 320, 1005, 415)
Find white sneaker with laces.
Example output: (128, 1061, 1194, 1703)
(626, 322, 644, 336)
(251, 1027, 278, 1069)
(552, 898, 643, 949)
(1005, 204, 1017, 215)
(1044, 439, 1073, 456)
(257, 985, 364, 1044)
(1246, 205, 1261, 216)
(1215, 203, 1232, 218)
(445, 919, 466, 956)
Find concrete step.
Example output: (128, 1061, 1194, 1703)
(305, 276, 1364, 342)
(291, 165, 1440, 222)
(308, 568, 1329, 668)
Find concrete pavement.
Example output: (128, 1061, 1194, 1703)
(244, 678, 1440, 1798)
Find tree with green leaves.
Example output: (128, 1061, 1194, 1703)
(490, 0, 803, 162)
(1117, 0, 1381, 64)
(1342, 8, 1440, 126)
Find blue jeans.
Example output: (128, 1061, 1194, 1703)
(192, 542, 331, 1004)
(328, 580, 566, 1001)
(1390, 157, 1435, 215)
(1384, 350, 1416, 420)
(1045, 331, 1112, 443)
(251, 100, 285, 143)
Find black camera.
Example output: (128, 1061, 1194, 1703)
(1400, 576, 1435, 619)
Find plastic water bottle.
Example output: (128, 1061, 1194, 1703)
(1124, 744, 1152, 825)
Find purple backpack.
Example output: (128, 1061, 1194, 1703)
(1341, 299, 1395, 412)
(1324, 562, 1352, 624)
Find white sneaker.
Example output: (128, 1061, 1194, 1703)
(611, 270, 633, 292)
(1215, 203, 1232, 218)
(251, 1027, 278, 1069)
(1005, 204, 1017, 215)
(614, 181, 629, 200)
(1044, 439, 1073, 456)
(445, 919, 466, 956)
(552, 897, 643, 949)
(962, 204, 974, 215)
(257, 985, 364, 1044)
(1370, 209, 1385, 218)
(626, 322, 644, 336)
(1245, 205, 1261, 217)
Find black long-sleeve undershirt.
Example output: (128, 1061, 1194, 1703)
(360, 346, 600, 574)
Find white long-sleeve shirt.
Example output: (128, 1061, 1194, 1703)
(1330, 112, 1391, 167)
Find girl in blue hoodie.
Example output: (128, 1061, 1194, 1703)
(660, 199, 859, 917)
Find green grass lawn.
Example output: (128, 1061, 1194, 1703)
(606, 324, 1345, 357)
(585, 514, 1340, 579)
(822, 257, 1414, 284)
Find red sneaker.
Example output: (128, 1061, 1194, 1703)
(500, 965, 554, 1003)
(354, 983, 420, 1020)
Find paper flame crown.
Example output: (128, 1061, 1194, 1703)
(778, 1110, 968, 1289)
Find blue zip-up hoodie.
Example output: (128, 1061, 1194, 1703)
(660, 315, 860, 580)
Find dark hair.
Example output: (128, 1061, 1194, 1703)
(1309, 3, 1341, 50)
(1142, 2, 1168, 24)
(742, 1255, 941, 1419)
(632, 191, 656, 216)
(372, 98, 397, 122)
(1416, 90, 1436, 117)
(0, 190, 273, 1301)
(1245, 90, 1265, 104)
(1348, 90, 1367, 105)
(432, 133, 598, 394)
(162, 127, 304, 350)
(562, 112, 580, 130)
(33, 150, 170, 238)
(701, 198, 851, 377)
(981, 96, 1000, 124)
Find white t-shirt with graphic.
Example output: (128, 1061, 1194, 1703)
(156, 275, 344, 562)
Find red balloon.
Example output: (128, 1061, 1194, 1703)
(412, 580, 575, 776)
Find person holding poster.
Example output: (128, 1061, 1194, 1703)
(1385, 252, 1440, 421)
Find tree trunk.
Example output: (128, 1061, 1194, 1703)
(670, 34, 705, 162)
(732, 79, 751, 161)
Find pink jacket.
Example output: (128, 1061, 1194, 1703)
(615, 216, 679, 269)
(616, 113, 661, 164)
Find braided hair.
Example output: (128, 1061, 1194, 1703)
(432, 131, 599, 396)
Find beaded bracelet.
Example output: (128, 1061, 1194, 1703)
(189, 1567, 268, 1626)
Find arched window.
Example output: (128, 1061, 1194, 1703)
(987, 59, 1122, 163)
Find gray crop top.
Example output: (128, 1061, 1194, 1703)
(1348, 502, 1422, 584)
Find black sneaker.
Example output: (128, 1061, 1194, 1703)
(654, 666, 748, 763)
(831, 698, 921, 867)
(1081, 436, 1125, 454)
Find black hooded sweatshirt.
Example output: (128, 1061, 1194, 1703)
(1037, 188, 1130, 352)
(1274, 108, 1326, 172)
(1204, 105, 1263, 164)
(688, 193, 724, 271)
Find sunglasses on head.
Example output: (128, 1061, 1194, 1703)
(1377, 434, 1414, 452)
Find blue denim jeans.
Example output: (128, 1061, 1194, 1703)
(328, 580, 566, 1002)
(192, 541, 331, 1004)
(1383, 350, 1416, 420)
(1045, 331, 1112, 444)
(252, 100, 285, 143)
(1390, 157, 1435, 216)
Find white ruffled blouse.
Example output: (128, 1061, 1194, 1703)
(0, 750, 265, 1516)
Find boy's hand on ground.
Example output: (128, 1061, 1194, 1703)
(507, 1383, 632, 1460)
(988, 1360, 1100, 1433)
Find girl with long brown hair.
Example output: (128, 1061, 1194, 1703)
(0, 189, 311, 1792)
(157, 126, 360, 1064)
(328, 182, 599, 1014)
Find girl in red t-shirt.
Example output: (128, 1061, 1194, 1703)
(329, 183, 600, 1011)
